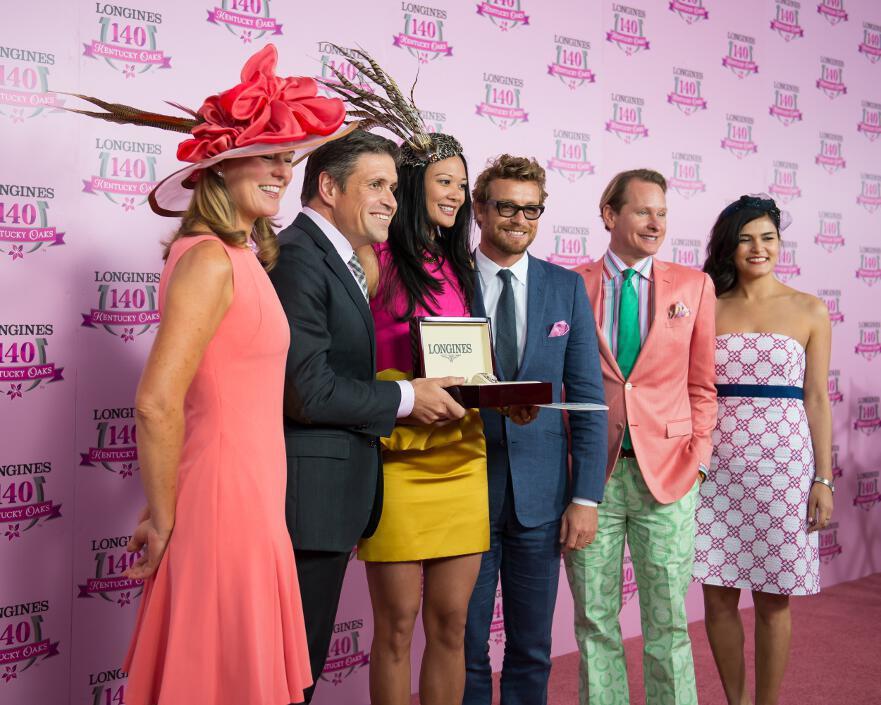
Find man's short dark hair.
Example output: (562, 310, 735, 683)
(300, 130, 400, 205)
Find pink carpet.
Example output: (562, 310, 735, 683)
(410, 573, 881, 704)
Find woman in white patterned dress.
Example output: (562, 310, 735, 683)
(694, 195, 834, 705)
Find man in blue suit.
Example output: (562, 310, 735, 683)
(463, 154, 608, 704)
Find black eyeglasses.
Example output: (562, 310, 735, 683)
(485, 199, 545, 220)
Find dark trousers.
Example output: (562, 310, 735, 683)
(463, 481, 562, 705)
(292, 549, 351, 704)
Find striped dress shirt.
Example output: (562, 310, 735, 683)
(600, 250, 654, 357)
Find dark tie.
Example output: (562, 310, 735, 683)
(347, 252, 368, 301)
(495, 269, 518, 380)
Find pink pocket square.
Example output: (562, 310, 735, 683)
(549, 320, 570, 337)
(668, 301, 691, 319)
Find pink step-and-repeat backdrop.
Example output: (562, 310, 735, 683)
(1, 1, 880, 703)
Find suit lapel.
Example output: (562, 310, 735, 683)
(471, 268, 487, 318)
(584, 262, 624, 381)
(518, 254, 545, 379)
(630, 258, 672, 378)
(295, 213, 376, 356)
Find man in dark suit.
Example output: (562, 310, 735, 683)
(463, 155, 608, 705)
(269, 130, 465, 703)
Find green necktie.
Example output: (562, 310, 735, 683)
(617, 268, 641, 449)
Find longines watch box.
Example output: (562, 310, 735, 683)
(410, 316, 552, 408)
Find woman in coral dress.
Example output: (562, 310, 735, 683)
(693, 195, 834, 705)
(68, 45, 350, 705)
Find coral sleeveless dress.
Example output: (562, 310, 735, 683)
(357, 245, 489, 562)
(693, 333, 820, 595)
(124, 235, 312, 705)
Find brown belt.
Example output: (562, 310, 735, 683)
(619, 447, 636, 459)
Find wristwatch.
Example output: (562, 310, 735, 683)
(812, 476, 834, 494)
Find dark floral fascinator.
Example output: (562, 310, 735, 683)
(317, 44, 463, 168)
(720, 192, 793, 232)
(64, 44, 352, 216)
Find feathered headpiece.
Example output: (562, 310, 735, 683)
(318, 45, 463, 167)
(64, 44, 351, 216)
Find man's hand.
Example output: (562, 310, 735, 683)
(405, 376, 467, 425)
(560, 502, 598, 551)
(505, 405, 540, 425)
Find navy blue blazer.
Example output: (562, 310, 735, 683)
(475, 254, 608, 528)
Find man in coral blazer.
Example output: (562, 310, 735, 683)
(566, 169, 717, 705)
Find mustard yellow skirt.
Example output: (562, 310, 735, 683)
(358, 371, 489, 562)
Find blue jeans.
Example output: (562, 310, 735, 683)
(463, 483, 561, 705)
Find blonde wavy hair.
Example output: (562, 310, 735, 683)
(471, 154, 549, 205)
(163, 168, 280, 270)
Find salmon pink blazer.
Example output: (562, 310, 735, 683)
(574, 258, 717, 504)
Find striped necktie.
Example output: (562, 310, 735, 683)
(348, 252, 368, 301)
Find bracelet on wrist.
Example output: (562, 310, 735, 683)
(812, 476, 834, 494)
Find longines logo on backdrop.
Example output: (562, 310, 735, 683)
(79, 407, 139, 479)
(854, 472, 880, 511)
(771, 0, 804, 41)
(817, 56, 846, 99)
(0, 183, 63, 262)
(831, 444, 843, 477)
(721, 114, 757, 158)
(855, 322, 881, 360)
(815, 213, 844, 252)
(0, 323, 63, 401)
(321, 618, 368, 685)
(428, 343, 473, 364)
(88, 666, 128, 705)
(669, 0, 709, 25)
(622, 555, 638, 605)
(0, 46, 64, 123)
(854, 397, 881, 435)
(723, 32, 758, 78)
(857, 174, 881, 213)
(768, 160, 801, 202)
(817, 0, 848, 26)
(315, 43, 373, 99)
(0, 461, 61, 542)
(818, 290, 844, 326)
(77, 535, 144, 606)
(0, 600, 59, 685)
(84, 3, 171, 77)
(827, 369, 843, 404)
(671, 239, 702, 270)
(774, 242, 800, 281)
(206, 0, 283, 44)
(815, 132, 845, 174)
(475, 0, 530, 32)
(770, 81, 802, 126)
(857, 101, 881, 141)
(393, 3, 453, 64)
(819, 521, 842, 563)
(420, 109, 446, 134)
(606, 93, 649, 143)
(548, 35, 595, 89)
(476, 73, 528, 130)
(547, 129, 594, 182)
(83, 137, 160, 211)
(668, 67, 707, 116)
(855, 247, 881, 285)
(547, 225, 592, 267)
(668, 152, 706, 198)
(490, 585, 505, 644)
(859, 22, 881, 63)
(82, 271, 160, 342)
(606, 4, 650, 56)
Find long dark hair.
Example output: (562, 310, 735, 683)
(382, 155, 475, 320)
(703, 195, 781, 295)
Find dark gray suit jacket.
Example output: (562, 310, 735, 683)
(270, 212, 401, 552)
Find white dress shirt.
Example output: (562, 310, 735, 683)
(474, 246, 596, 508)
(300, 207, 414, 418)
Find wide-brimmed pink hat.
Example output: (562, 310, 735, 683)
(66, 44, 351, 217)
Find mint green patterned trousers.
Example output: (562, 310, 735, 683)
(564, 458, 699, 705)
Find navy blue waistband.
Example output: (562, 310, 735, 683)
(716, 383, 804, 400)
